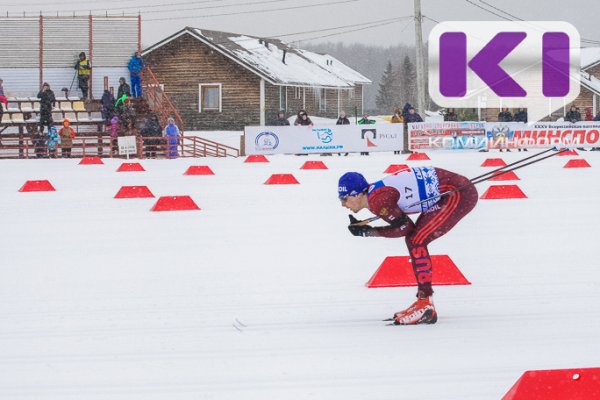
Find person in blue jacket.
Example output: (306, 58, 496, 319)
(128, 51, 145, 98)
(163, 117, 181, 158)
(47, 126, 61, 158)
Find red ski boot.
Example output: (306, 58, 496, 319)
(393, 296, 437, 325)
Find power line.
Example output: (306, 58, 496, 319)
(462, 0, 600, 46)
(477, 0, 523, 21)
(290, 18, 410, 44)
(144, 0, 361, 21)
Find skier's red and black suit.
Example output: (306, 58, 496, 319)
(367, 168, 478, 297)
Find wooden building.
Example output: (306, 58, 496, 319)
(141, 27, 371, 131)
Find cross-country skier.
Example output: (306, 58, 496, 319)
(338, 166, 478, 325)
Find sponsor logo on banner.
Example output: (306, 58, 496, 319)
(255, 131, 279, 151)
(314, 128, 334, 144)
(361, 129, 377, 147)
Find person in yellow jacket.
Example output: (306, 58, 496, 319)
(74, 52, 91, 101)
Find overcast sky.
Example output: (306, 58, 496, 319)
(3, 0, 599, 49)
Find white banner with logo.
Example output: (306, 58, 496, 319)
(409, 121, 600, 150)
(244, 124, 404, 155)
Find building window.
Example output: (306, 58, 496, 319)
(317, 88, 326, 112)
(279, 86, 287, 111)
(348, 88, 354, 99)
(294, 86, 301, 99)
(199, 83, 222, 112)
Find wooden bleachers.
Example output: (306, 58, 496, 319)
(1, 96, 105, 134)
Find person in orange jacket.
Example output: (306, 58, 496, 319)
(59, 119, 76, 158)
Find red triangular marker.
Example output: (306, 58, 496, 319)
(151, 196, 200, 211)
(19, 180, 56, 192)
(384, 164, 409, 173)
(300, 161, 328, 170)
(563, 159, 591, 168)
(366, 255, 470, 288)
(407, 152, 430, 161)
(117, 162, 145, 172)
(184, 166, 215, 175)
(264, 174, 300, 184)
(245, 155, 269, 163)
(79, 156, 104, 165)
(481, 158, 507, 167)
(502, 368, 600, 400)
(480, 184, 527, 199)
(114, 186, 155, 198)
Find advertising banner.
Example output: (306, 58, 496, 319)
(408, 122, 486, 150)
(409, 121, 600, 150)
(244, 124, 404, 155)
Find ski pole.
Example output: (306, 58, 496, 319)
(69, 70, 77, 94)
(349, 148, 569, 226)
(468, 147, 555, 184)
(407, 147, 570, 209)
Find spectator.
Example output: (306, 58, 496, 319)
(163, 117, 181, 158)
(270, 110, 290, 126)
(592, 111, 600, 151)
(565, 106, 585, 150)
(74, 52, 91, 101)
(443, 108, 458, 122)
(294, 110, 313, 126)
(128, 52, 145, 98)
(118, 97, 136, 133)
(565, 105, 581, 123)
(0, 79, 7, 121)
(59, 119, 75, 158)
(391, 108, 404, 154)
(337, 110, 350, 125)
(514, 108, 527, 123)
(140, 114, 161, 158)
(498, 108, 513, 122)
(37, 82, 55, 134)
(335, 110, 351, 156)
(358, 114, 375, 125)
(391, 108, 404, 124)
(514, 108, 528, 152)
(101, 89, 116, 127)
(47, 126, 61, 158)
(32, 132, 47, 158)
(110, 115, 120, 156)
(405, 106, 423, 123)
(117, 77, 131, 105)
(358, 114, 375, 156)
(585, 107, 594, 121)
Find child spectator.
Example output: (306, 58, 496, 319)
(110, 115, 120, 156)
(59, 119, 75, 158)
(47, 126, 61, 158)
(163, 117, 181, 158)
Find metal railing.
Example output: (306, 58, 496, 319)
(141, 67, 185, 132)
(0, 134, 239, 159)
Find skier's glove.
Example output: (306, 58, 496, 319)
(348, 215, 373, 237)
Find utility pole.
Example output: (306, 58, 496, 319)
(413, 0, 426, 116)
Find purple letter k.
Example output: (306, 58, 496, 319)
(440, 32, 527, 97)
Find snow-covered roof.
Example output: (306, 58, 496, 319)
(142, 27, 371, 88)
(580, 47, 600, 70)
(580, 71, 600, 95)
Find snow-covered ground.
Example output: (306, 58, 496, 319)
(1, 150, 599, 399)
